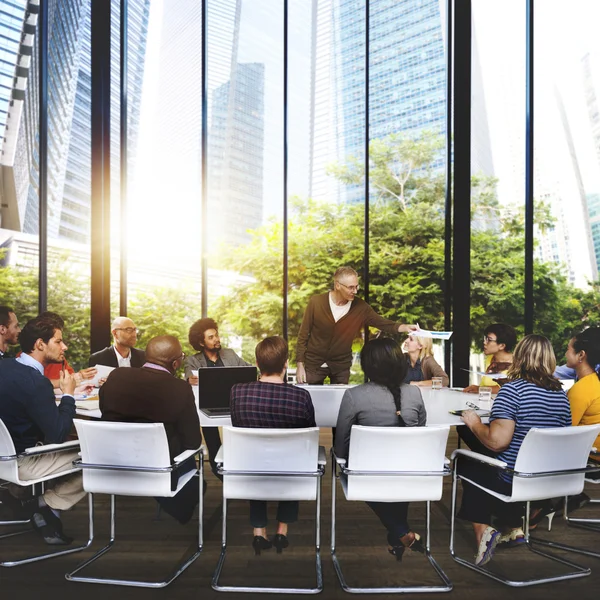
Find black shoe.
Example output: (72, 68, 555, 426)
(252, 535, 272, 556)
(31, 507, 73, 546)
(388, 532, 424, 561)
(273, 533, 289, 554)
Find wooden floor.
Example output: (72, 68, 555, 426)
(2, 430, 600, 599)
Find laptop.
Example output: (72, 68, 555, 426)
(197, 366, 258, 417)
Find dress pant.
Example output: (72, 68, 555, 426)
(202, 427, 223, 479)
(15, 449, 86, 511)
(365, 501, 410, 545)
(249, 500, 299, 528)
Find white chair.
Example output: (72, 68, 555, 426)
(0, 418, 91, 566)
(560, 448, 600, 557)
(331, 425, 453, 594)
(450, 424, 600, 586)
(212, 426, 325, 594)
(65, 421, 204, 588)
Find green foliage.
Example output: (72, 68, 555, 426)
(1, 132, 598, 370)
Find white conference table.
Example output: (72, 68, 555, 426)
(75, 385, 488, 427)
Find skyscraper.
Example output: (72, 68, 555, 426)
(208, 62, 265, 246)
(0, 0, 151, 243)
(309, 0, 494, 204)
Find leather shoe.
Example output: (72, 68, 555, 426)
(273, 533, 289, 554)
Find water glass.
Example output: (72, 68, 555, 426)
(478, 386, 492, 408)
(431, 377, 443, 390)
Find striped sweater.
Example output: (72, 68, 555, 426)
(490, 379, 571, 482)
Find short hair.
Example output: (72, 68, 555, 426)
(484, 323, 517, 352)
(19, 317, 59, 354)
(361, 338, 408, 425)
(0, 306, 15, 328)
(506, 334, 561, 391)
(572, 327, 600, 376)
(38, 311, 65, 329)
(188, 318, 218, 351)
(255, 336, 288, 375)
(333, 266, 358, 282)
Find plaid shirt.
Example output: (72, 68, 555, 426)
(231, 381, 316, 428)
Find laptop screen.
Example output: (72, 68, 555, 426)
(196, 366, 258, 410)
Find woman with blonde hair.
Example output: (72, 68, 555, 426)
(403, 334, 449, 387)
(456, 335, 571, 567)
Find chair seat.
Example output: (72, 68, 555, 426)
(12, 466, 81, 488)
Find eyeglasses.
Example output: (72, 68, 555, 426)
(175, 352, 186, 363)
(114, 327, 137, 334)
(466, 401, 480, 410)
(483, 335, 498, 343)
(337, 281, 360, 292)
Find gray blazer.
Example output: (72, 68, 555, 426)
(183, 348, 251, 379)
(334, 381, 427, 459)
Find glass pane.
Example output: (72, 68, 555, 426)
(368, 0, 448, 376)
(287, 0, 366, 383)
(535, 0, 600, 362)
(0, 0, 39, 335)
(45, 0, 92, 370)
(207, 0, 284, 363)
(470, 0, 525, 380)
(127, 0, 202, 354)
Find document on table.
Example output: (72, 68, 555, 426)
(75, 399, 100, 411)
(87, 364, 115, 387)
(461, 368, 507, 380)
(410, 328, 453, 340)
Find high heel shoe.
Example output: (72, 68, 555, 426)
(273, 533, 289, 554)
(387, 532, 425, 562)
(252, 535, 272, 556)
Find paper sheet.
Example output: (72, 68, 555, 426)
(87, 364, 115, 387)
(461, 368, 507, 380)
(409, 329, 453, 340)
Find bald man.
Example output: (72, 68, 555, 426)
(88, 316, 145, 368)
(99, 335, 203, 523)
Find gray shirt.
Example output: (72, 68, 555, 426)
(334, 381, 427, 459)
(183, 348, 251, 379)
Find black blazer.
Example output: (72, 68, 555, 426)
(88, 346, 146, 368)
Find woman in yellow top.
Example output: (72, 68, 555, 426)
(565, 327, 600, 454)
(463, 323, 517, 394)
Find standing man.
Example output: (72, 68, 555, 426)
(100, 335, 203, 524)
(0, 306, 21, 360)
(88, 316, 145, 368)
(184, 318, 251, 479)
(296, 267, 418, 384)
(0, 316, 86, 544)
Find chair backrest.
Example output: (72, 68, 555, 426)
(0, 419, 19, 484)
(221, 426, 320, 501)
(74, 420, 174, 497)
(511, 425, 600, 501)
(344, 425, 450, 502)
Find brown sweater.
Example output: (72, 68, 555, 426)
(99, 366, 201, 460)
(296, 292, 401, 372)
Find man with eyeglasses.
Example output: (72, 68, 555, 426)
(88, 316, 146, 369)
(296, 266, 418, 385)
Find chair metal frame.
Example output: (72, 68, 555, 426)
(331, 449, 453, 594)
(211, 432, 325, 595)
(450, 450, 593, 587)
(65, 447, 205, 588)
(0, 437, 92, 567)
